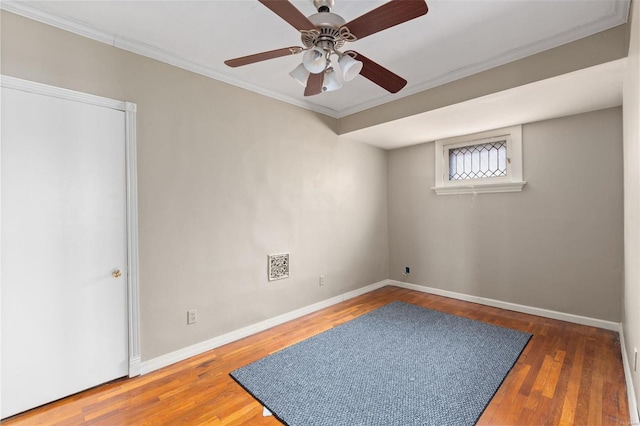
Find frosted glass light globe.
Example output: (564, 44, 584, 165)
(302, 47, 327, 74)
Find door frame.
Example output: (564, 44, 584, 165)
(1, 75, 141, 376)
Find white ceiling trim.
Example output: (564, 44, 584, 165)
(1, 1, 117, 45)
(2, 1, 630, 121)
(111, 35, 339, 117)
(0, 1, 340, 118)
(335, 0, 630, 118)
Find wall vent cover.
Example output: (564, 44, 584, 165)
(268, 253, 290, 281)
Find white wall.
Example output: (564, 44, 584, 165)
(623, 0, 640, 416)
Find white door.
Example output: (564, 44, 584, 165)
(1, 86, 129, 418)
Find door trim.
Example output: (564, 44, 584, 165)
(1, 75, 141, 376)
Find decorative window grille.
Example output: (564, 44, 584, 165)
(268, 253, 289, 281)
(433, 125, 525, 195)
(448, 140, 507, 181)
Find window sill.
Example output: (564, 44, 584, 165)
(432, 181, 527, 195)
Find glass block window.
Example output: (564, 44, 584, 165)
(448, 140, 507, 181)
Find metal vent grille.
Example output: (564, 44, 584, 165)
(268, 253, 290, 281)
(449, 140, 507, 180)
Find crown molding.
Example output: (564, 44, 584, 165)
(111, 35, 340, 118)
(1, 0, 630, 120)
(0, 1, 340, 118)
(334, 0, 631, 118)
(1, 1, 116, 45)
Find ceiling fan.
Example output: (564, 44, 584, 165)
(224, 0, 429, 97)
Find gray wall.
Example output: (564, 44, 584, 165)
(0, 7, 630, 370)
(388, 108, 624, 322)
(339, 24, 629, 134)
(623, 0, 640, 415)
(1, 11, 389, 361)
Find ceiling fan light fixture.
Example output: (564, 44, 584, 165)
(302, 47, 327, 74)
(322, 68, 342, 92)
(224, 0, 427, 96)
(289, 63, 309, 87)
(338, 54, 363, 81)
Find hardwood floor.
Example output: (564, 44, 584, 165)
(3, 286, 630, 425)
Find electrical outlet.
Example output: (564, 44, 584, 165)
(187, 309, 197, 325)
(319, 275, 325, 286)
(402, 266, 411, 278)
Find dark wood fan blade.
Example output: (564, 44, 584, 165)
(224, 46, 303, 67)
(344, 0, 428, 40)
(259, 0, 316, 32)
(345, 51, 407, 93)
(304, 72, 324, 96)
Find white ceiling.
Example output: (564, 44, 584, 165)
(342, 58, 626, 149)
(2, 0, 630, 119)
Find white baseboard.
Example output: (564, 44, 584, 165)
(390, 280, 639, 422)
(128, 355, 141, 378)
(389, 280, 620, 331)
(619, 325, 640, 425)
(140, 278, 621, 372)
(139, 278, 638, 422)
(139, 280, 388, 375)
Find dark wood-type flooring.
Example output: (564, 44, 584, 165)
(3, 286, 630, 425)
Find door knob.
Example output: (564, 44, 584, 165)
(112, 269, 122, 278)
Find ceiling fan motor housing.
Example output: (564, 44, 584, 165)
(303, 12, 351, 52)
(313, 0, 335, 12)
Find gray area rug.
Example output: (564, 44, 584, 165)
(231, 301, 531, 425)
